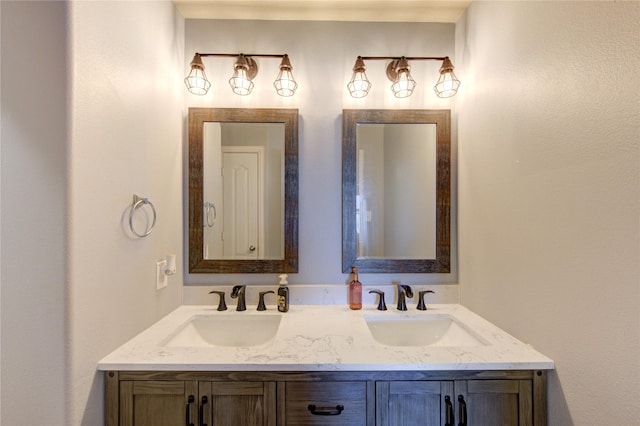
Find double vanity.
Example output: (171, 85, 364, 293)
(99, 303, 553, 425)
(100, 107, 551, 424)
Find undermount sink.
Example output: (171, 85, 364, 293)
(162, 313, 282, 347)
(364, 313, 487, 347)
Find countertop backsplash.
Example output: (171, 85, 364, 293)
(183, 284, 459, 306)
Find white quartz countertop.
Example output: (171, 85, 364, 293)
(97, 304, 554, 371)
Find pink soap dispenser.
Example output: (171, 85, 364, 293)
(349, 267, 362, 310)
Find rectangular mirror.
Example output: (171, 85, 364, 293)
(342, 109, 450, 273)
(189, 108, 298, 273)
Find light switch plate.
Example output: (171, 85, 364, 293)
(156, 260, 168, 290)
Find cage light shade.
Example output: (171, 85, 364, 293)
(391, 69, 416, 98)
(434, 57, 460, 98)
(184, 54, 211, 95)
(228, 55, 256, 96)
(347, 57, 371, 98)
(273, 55, 298, 97)
(387, 58, 416, 98)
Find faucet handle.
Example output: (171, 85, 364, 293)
(257, 290, 275, 311)
(208, 290, 227, 311)
(368, 290, 387, 311)
(416, 290, 435, 310)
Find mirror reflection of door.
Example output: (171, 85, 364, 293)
(202, 121, 284, 261)
(222, 147, 264, 259)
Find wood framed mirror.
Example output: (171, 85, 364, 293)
(188, 108, 298, 273)
(342, 109, 450, 273)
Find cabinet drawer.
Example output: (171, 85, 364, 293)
(284, 381, 367, 425)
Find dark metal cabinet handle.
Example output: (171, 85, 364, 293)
(186, 395, 195, 426)
(444, 395, 454, 426)
(457, 395, 467, 426)
(199, 395, 208, 426)
(307, 404, 344, 416)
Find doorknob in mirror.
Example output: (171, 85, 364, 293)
(188, 108, 299, 274)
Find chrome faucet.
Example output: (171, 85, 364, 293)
(231, 285, 247, 311)
(396, 284, 413, 311)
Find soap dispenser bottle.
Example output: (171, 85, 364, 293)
(349, 267, 362, 310)
(277, 274, 289, 312)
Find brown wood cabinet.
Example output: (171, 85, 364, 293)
(376, 380, 454, 426)
(105, 370, 547, 426)
(118, 380, 197, 426)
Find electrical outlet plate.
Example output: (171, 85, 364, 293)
(156, 260, 168, 290)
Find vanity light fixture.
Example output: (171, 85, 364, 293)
(347, 55, 460, 99)
(184, 52, 298, 97)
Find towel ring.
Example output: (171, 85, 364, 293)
(129, 195, 156, 238)
(204, 202, 216, 228)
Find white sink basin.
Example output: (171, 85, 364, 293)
(364, 314, 487, 347)
(162, 313, 282, 347)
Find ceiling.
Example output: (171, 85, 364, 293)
(173, 0, 471, 23)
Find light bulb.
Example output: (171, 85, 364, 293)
(391, 68, 416, 98)
(229, 68, 254, 95)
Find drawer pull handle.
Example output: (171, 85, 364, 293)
(307, 404, 344, 416)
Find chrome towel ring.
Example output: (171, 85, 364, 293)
(129, 194, 157, 238)
(203, 202, 216, 228)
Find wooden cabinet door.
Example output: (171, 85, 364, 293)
(199, 381, 276, 426)
(119, 380, 198, 426)
(455, 379, 533, 426)
(376, 381, 454, 426)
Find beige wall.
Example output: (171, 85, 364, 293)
(456, 2, 639, 424)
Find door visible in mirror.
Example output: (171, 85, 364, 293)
(189, 108, 298, 274)
(202, 122, 284, 261)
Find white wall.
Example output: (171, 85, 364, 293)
(456, 2, 639, 424)
(1, 2, 68, 424)
(68, 2, 185, 423)
(184, 19, 459, 287)
(2, 1, 184, 425)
